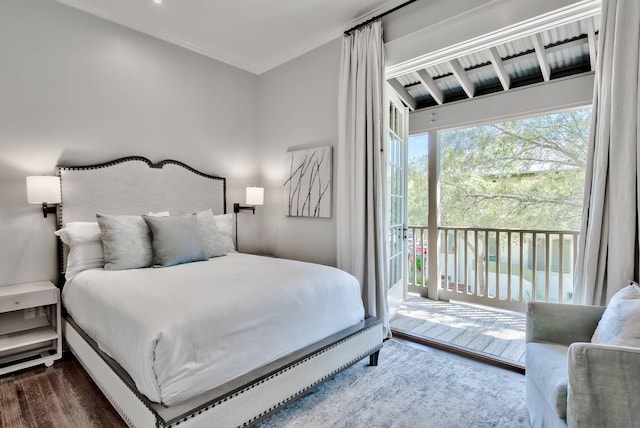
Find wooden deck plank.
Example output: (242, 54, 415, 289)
(407, 319, 437, 336)
(433, 324, 467, 343)
(391, 295, 526, 367)
(501, 339, 526, 364)
(420, 323, 451, 339)
(449, 328, 482, 348)
(466, 330, 497, 353)
(389, 315, 425, 331)
(483, 337, 511, 357)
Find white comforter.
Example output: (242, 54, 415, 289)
(62, 253, 364, 405)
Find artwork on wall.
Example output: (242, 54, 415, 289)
(284, 145, 332, 218)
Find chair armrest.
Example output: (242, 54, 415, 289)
(567, 343, 640, 427)
(526, 302, 605, 346)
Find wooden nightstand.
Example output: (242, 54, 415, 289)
(0, 281, 62, 375)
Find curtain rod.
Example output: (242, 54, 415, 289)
(344, 0, 417, 36)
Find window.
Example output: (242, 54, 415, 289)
(438, 108, 591, 230)
(407, 107, 591, 305)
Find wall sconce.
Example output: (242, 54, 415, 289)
(26, 176, 61, 218)
(233, 187, 264, 250)
(234, 187, 264, 214)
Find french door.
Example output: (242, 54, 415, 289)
(387, 88, 409, 316)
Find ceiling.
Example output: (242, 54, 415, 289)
(54, 0, 404, 74)
(54, 0, 600, 104)
(388, 14, 600, 111)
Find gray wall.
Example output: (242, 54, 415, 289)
(0, 0, 261, 285)
(257, 39, 342, 267)
(0, 0, 590, 284)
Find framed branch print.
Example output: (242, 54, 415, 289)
(284, 146, 332, 218)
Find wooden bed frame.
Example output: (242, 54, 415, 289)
(56, 156, 383, 427)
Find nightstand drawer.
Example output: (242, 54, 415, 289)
(0, 282, 58, 313)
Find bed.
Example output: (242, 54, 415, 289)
(56, 156, 383, 427)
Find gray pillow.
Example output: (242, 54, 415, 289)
(143, 215, 207, 267)
(96, 213, 153, 270)
(195, 209, 228, 258)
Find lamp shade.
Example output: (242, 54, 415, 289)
(26, 176, 61, 204)
(246, 187, 264, 206)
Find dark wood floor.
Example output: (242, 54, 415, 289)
(0, 355, 125, 428)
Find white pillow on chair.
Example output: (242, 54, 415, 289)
(592, 281, 640, 347)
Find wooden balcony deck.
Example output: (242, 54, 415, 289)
(390, 295, 526, 367)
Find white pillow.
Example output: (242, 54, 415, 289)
(214, 213, 236, 252)
(147, 211, 169, 217)
(592, 282, 640, 347)
(55, 222, 104, 281)
(195, 210, 227, 258)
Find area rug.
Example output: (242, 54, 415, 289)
(258, 339, 531, 428)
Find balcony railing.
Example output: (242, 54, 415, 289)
(407, 226, 579, 312)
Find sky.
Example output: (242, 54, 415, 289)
(408, 134, 428, 161)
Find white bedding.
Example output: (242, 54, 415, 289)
(62, 253, 365, 405)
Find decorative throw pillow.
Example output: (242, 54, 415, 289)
(143, 215, 207, 267)
(214, 213, 236, 252)
(592, 281, 640, 347)
(55, 222, 104, 280)
(195, 209, 228, 258)
(96, 213, 153, 270)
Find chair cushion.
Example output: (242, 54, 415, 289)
(526, 342, 569, 419)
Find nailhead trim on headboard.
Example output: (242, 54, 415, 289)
(55, 156, 227, 287)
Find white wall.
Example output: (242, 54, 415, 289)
(0, 0, 261, 285)
(257, 39, 342, 266)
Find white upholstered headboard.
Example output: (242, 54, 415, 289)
(56, 156, 226, 281)
(57, 156, 226, 225)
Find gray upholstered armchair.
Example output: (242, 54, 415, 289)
(525, 302, 640, 427)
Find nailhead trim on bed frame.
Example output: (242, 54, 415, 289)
(168, 322, 383, 427)
(68, 316, 382, 428)
(241, 344, 382, 428)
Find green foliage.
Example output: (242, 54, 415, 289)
(408, 156, 428, 226)
(408, 109, 590, 230)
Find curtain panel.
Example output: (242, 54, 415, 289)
(337, 20, 390, 337)
(574, 0, 640, 305)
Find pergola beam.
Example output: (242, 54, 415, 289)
(416, 69, 444, 105)
(448, 59, 475, 98)
(402, 38, 593, 95)
(488, 47, 511, 91)
(531, 33, 551, 81)
(387, 78, 417, 111)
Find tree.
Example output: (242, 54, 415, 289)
(408, 108, 590, 230)
(407, 156, 428, 225)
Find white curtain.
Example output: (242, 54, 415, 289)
(337, 20, 390, 337)
(574, 0, 640, 306)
